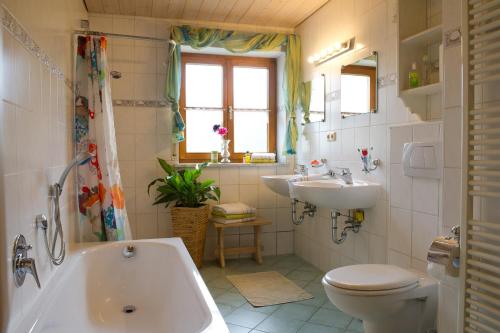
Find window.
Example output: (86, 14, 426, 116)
(180, 53, 276, 162)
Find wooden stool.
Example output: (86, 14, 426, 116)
(212, 218, 271, 268)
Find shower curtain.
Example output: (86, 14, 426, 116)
(74, 35, 131, 241)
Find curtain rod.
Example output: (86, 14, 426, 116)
(74, 30, 174, 44)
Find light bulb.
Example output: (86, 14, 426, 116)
(307, 56, 315, 64)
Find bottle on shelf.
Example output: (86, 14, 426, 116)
(408, 62, 420, 89)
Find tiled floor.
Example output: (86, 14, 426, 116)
(200, 255, 364, 333)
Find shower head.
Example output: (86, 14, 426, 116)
(56, 152, 93, 194)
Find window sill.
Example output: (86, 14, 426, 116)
(174, 162, 287, 168)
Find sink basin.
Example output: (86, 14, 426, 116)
(261, 174, 328, 197)
(292, 179, 380, 209)
(261, 174, 297, 197)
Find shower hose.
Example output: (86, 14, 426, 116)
(41, 184, 66, 265)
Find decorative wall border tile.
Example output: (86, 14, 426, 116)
(1, 6, 71, 89)
(113, 99, 168, 108)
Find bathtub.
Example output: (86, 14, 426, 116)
(12, 238, 228, 333)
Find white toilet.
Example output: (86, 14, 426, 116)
(322, 264, 437, 333)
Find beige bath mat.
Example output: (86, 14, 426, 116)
(227, 271, 313, 307)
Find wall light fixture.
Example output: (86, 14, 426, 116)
(308, 37, 356, 65)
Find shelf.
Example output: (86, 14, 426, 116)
(401, 82, 442, 96)
(400, 25, 442, 47)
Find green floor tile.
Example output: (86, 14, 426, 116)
(225, 308, 268, 328)
(308, 308, 353, 328)
(297, 322, 343, 333)
(255, 315, 306, 333)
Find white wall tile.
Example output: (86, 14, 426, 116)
(411, 211, 438, 261)
(220, 167, 240, 185)
(443, 167, 462, 228)
(443, 107, 462, 168)
(277, 231, 294, 255)
(412, 178, 439, 215)
(239, 167, 259, 185)
(388, 207, 412, 255)
(389, 126, 412, 164)
(388, 250, 411, 268)
(390, 164, 412, 209)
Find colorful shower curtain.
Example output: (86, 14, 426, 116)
(74, 36, 131, 241)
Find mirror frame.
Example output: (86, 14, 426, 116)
(302, 73, 326, 125)
(340, 51, 378, 118)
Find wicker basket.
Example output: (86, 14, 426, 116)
(171, 205, 209, 268)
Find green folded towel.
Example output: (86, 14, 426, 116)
(211, 210, 256, 220)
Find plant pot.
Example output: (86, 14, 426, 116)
(171, 205, 209, 268)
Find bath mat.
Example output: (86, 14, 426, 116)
(227, 271, 313, 307)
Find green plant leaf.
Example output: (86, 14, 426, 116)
(158, 158, 174, 175)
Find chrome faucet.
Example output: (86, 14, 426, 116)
(12, 234, 41, 288)
(328, 167, 353, 184)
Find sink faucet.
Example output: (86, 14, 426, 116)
(12, 234, 41, 288)
(328, 167, 353, 185)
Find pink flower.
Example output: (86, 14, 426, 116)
(217, 127, 228, 136)
(361, 148, 368, 157)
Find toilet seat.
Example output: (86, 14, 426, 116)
(324, 264, 419, 295)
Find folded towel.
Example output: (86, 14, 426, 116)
(251, 153, 276, 162)
(210, 216, 257, 224)
(250, 159, 276, 164)
(212, 202, 256, 215)
(287, 174, 304, 199)
(212, 210, 256, 220)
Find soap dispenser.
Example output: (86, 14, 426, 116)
(409, 62, 420, 88)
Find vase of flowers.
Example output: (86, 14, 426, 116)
(213, 124, 230, 163)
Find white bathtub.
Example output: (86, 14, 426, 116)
(12, 238, 228, 333)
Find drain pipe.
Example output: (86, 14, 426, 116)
(291, 199, 317, 225)
(330, 210, 363, 244)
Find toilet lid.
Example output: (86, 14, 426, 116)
(324, 264, 419, 291)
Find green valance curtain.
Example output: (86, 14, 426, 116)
(166, 25, 301, 155)
(300, 81, 312, 124)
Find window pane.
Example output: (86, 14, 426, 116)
(234, 111, 268, 153)
(186, 109, 223, 152)
(233, 67, 268, 109)
(186, 64, 223, 108)
(340, 74, 370, 114)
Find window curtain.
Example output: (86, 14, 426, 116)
(300, 81, 312, 124)
(166, 25, 301, 154)
(75, 36, 132, 241)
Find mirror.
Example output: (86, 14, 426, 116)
(341, 51, 378, 118)
(301, 74, 325, 124)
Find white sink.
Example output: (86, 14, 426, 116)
(261, 174, 297, 197)
(292, 179, 380, 209)
(261, 174, 327, 197)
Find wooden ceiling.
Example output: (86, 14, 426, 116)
(84, 0, 329, 29)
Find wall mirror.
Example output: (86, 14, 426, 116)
(341, 51, 378, 118)
(302, 74, 325, 124)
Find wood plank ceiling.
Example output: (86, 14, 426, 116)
(84, 0, 329, 29)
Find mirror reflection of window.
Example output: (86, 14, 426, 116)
(341, 74, 370, 115)
(340, 52, 378, 118)
(304, 74, 325, 124)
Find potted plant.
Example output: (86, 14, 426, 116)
(148, 158, 220, 268)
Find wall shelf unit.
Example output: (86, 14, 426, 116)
(400, 25, 442, 47)
(400, 82, 442, 97)
(398, 0, 443, 117)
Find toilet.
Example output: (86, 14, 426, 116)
(322, 264, 437, 333)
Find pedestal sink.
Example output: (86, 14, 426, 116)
(292, 179, 380, 209)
